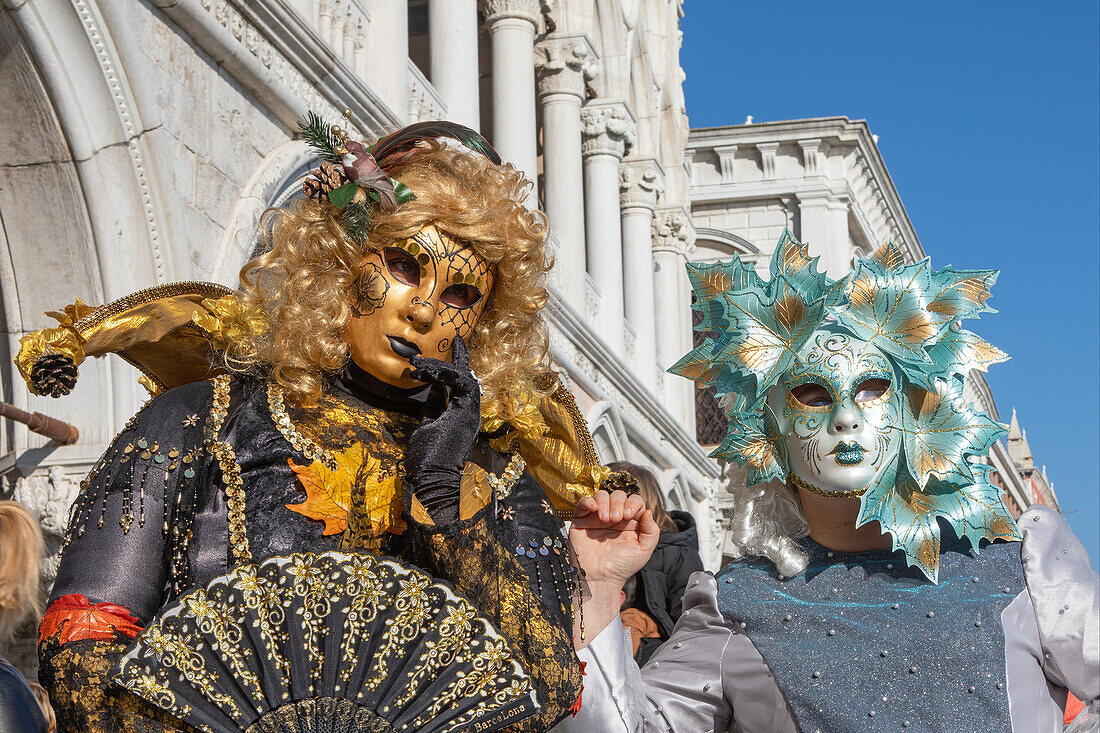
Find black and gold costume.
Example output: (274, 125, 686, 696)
(40, 362, 589, 731)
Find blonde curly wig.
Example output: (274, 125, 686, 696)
(231, 141, 555, 421)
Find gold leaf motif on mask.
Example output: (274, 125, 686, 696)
(899, 313, 936, 344)
(916, 537, 939, 577)
(782, 241, 813, 272)
(847, 274, 876, 309)
(906, 383, 941, 420)
(774, 295, 805, 333)
(927, 274, 993, 315)
(701, 270, 732, 297)
(870, 241, 905, 270)
(741, 436, 776, 470)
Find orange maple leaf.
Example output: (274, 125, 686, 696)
(286, 443, 400, 537)
(38, 593, 143, 644)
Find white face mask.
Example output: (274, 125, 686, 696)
(766, 328, 903, 496)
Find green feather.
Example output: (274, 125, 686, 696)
(371, 121, 501, 166)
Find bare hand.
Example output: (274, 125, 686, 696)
(569, 489, 660, 649)
(570, 489, 660, 591)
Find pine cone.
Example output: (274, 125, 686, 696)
(600, 471, 640, 495)
(31, 354, 79, 397)
(302, 176, 323, 200)
(303, 162, 349, 201)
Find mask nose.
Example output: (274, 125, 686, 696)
(403, 297, 436, 331)
(829, 402, 861, 434)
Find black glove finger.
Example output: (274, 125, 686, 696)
(410, 355, 478, 395)
(451, 335, 471, 371)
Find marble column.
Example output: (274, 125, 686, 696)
(536, 33, 597, 310)
(428, 0, 480, 129)
(652, 207, 696, 426)
(797, 191, 849, 279)
(619, 158, 663, 389)
(581, 101, 635, 354)
(364, 0, 409, 123)
(481, 0, 540, 201)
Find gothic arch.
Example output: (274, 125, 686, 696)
(587, 400, 627, 463)
(693, 227, 760, 261)
(2, 1, 177, 435)
(212, 140, 315, 285)
(659, 467, 688, 511)
(0, 8, 154, 448)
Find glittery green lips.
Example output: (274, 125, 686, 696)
(828, 441, 866, 466)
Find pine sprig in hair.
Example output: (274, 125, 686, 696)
(338, 200, 373, 243)
(297, 111, 345, 166)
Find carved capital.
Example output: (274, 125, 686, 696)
(714, 144, 738, 183)
(536, 33, 598, 99)
(480, 0, 541, 26)
(619, 158, 664, 211)
(14, 465, 86, 585)
(651, 208, 696, 256)
(581, 101, 635, 159)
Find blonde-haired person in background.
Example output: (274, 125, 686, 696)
(0, 501, 48, 733)
(607, 462, 703, 664)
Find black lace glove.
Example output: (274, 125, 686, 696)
(404, 336, 481, 523)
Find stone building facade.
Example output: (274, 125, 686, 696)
(686, 118, 1059, 545)
(0, 0, 718, 672)
(0, 0, 1054, 673)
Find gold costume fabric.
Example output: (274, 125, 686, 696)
(419, 509, 583, 732)
(41, 371, 588, 731)
(38, 636, 196, 733)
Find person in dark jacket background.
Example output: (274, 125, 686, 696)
(608, 462, 704, 664)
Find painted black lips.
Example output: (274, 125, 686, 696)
(387, 336, 420, 359)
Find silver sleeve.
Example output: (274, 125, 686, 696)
(554, 572, 797, 733)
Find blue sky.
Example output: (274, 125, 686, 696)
(680, 1, 1100, 563)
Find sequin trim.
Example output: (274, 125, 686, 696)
(487, 453, 526, 501)
(267, 382, 339, 471)
(209, 375, 251, 565)
(790, 471, 866, 499)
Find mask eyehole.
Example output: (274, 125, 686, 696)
(440, 283, 483, 309)
(383, 248, 421, 286)
(790, 383, 833, 408)
(854, 378, 890, 403)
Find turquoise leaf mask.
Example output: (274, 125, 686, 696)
(900, 377, 1007, 490)
(673, 231, 1019, 583)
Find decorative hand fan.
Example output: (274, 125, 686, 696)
(113, 551, 538, 732)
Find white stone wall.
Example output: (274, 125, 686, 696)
(0, 0, 724, 678)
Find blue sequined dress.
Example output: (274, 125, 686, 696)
(558, 507, 1099, 733)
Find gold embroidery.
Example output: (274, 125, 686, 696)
(140, 624, 239, 717)
(288, 554, 336, 695)
(487, 454, 526, 501)
(184, 590, 263, 703)
(362, 574, 433, 692)
(337, 555, 385, 692)
(236, 564, 291, 690)
(270, 383, 417, 548)
(209, 375, 251, 565)
(114, 551, 536, 729)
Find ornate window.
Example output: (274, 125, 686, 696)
(692, 304, 728, 447)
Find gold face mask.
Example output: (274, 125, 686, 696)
(343, 224, 494, 388)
